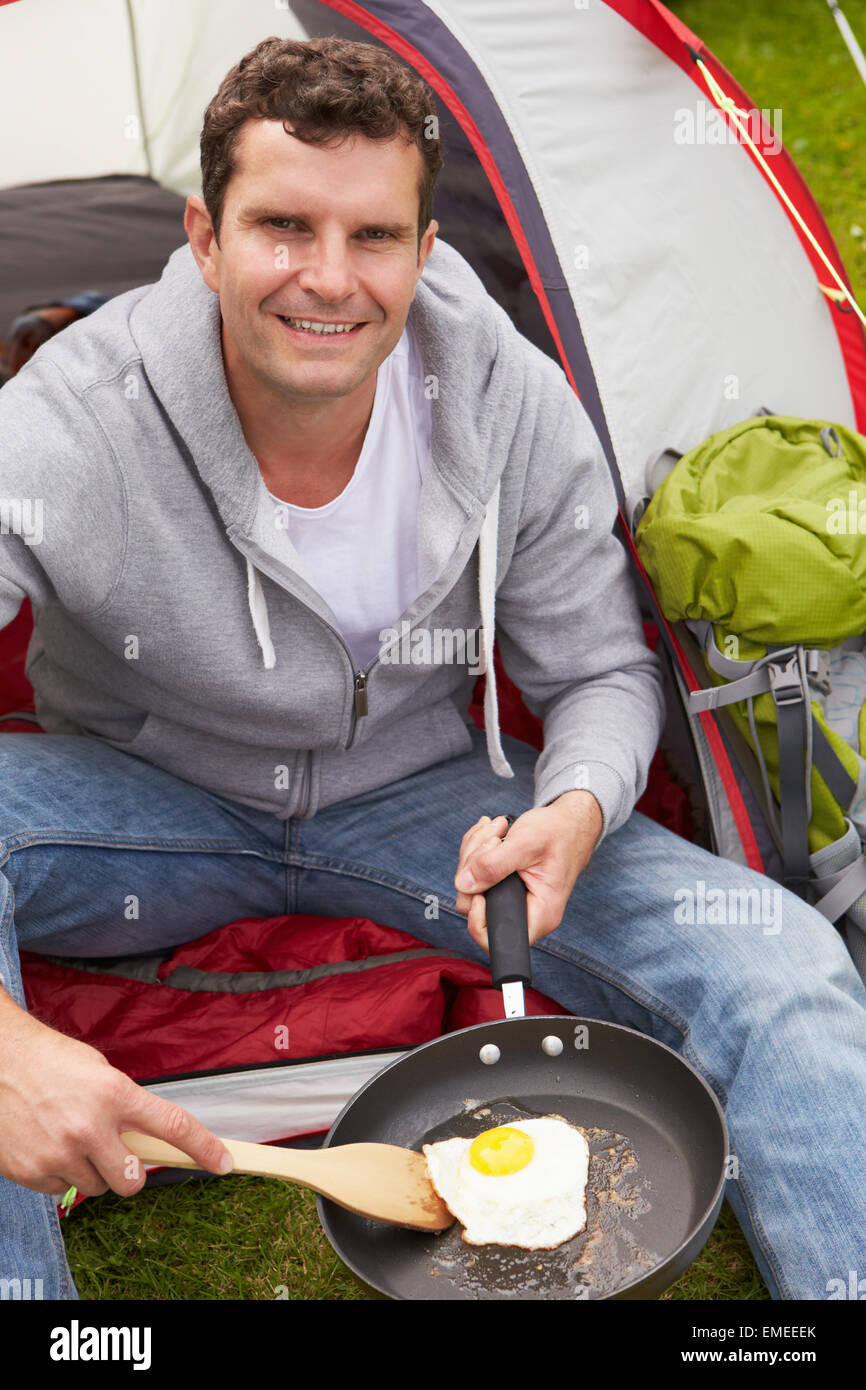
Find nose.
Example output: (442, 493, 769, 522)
(294, 227, 359, 310)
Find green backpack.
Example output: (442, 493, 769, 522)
(635, 414, 866, 979)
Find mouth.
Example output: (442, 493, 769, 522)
(276, 314, 367, 342)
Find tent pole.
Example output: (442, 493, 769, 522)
(826, 0, 866, 89)
(125, 0, 154, 180)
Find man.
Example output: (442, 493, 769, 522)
(0, 35, 864, 1302)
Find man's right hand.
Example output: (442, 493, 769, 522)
(0, 1003, 233, 1196)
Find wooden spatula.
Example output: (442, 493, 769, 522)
(121, 1131, 454, 1232)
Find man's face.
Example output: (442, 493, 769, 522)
(190, 118, 437, 403)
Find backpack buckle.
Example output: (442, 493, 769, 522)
(767, 655, 804, 706)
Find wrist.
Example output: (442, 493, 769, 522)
(0, 989, 48, 1053)
(549, 789, 604, 846)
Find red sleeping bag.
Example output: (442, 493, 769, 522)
(21, 914, 568, 1083)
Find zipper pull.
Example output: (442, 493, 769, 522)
(353, 670, 368, 718)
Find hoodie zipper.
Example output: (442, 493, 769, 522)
(239, 536, 375, 742)
(236, 516, 488, 799)
(346, 664, 373, 749)
(297, 665, 369, 817)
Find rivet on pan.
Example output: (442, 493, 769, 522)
(479, 1044, 501, 1065)
(542, 1035, 564, 1057)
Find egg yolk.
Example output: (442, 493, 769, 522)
(468, 1125, 535, 1176)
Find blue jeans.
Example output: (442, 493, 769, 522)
(2, 728, 865, 1301)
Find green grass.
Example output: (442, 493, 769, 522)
(662, 1201, 770, 1302)
(62, 1179, 767, 1301)
(64, 0, 866, 1301)
(63, 1175, 375, 1301)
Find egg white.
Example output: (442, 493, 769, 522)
(423, 1116, 590, 1249)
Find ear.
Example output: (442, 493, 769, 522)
(185, 195, 221, 294)
(415, 219, 438, 280)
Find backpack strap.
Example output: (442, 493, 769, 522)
(812, 853, 866, 922)
(686, 619, 861, 889)
(767, 653, 811, 892)
(688, 665, 774, 712)
(689, 624, 852, 800)
(684, 622, 855, 896)
(811, 719, 858, 807)
(685, 623, 807, 882)
(686, 621, 779, 711)
(809, 821, 866, 985)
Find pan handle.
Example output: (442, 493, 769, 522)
(485, 816, 532, 991)
(486, 872, 532, 989)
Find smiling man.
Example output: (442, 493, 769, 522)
(1, 35, 866, 1305)
(197, 117, 430, 506)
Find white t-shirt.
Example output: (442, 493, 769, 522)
(267, 321, 431, 671)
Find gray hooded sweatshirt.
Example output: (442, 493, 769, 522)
(0, 236, 664, 837)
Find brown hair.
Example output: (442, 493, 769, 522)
(200, 35, 443, 251)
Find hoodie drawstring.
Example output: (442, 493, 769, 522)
(243, 482, 514, 778)
(478, 478, 515, 779)
(246, 556, 276, 669)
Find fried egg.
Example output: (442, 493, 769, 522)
(423, 1116, 590, 1249)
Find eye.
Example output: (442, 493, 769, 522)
(264, 219, 392, 240)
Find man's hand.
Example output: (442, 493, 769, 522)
(0, 1004, 233, 1197)
(453, 791, 603, 952)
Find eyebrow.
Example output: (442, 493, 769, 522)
(241, 206, 416, 237)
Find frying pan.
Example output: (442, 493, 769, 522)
(317, 851, 728, 1300)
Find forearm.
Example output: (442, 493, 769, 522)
(492, 388, 665, 840)
(530, 653, 664, 838)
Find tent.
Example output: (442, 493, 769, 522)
(1, 0, 864, 1180)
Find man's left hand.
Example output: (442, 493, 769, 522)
(453, 791, 603, 953)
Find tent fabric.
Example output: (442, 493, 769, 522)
(143, 1053, 416, 1148)
(0, 176, 186, 344)
(338, 0, 863, 489)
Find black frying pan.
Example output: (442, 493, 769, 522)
(317, 854, 728, 1300)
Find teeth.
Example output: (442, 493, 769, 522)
(282, 317, 357, 335)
